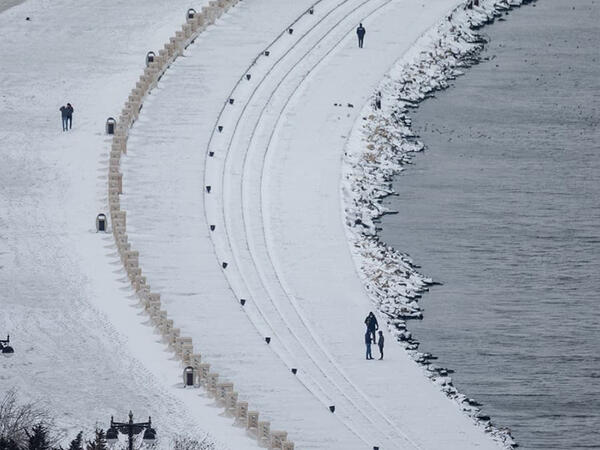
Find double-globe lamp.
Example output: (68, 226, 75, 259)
(106, 411, 156, 449)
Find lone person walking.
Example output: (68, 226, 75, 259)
(59, 105, 69, 131)
(365, 330, 373, 360)
(66, 103, 74, 130)
(356, 23, 366, 48)
(377, 330, 384, 360)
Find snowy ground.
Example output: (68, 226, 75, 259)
(0, 0, 254, 447)
(121, 0, 504, 448)
(0, 0, 25, 14)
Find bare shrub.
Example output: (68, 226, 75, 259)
(0, 390, 58, 448)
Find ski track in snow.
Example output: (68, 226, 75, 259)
(207, 2, 421, 448)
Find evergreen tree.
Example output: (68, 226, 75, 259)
(0, 437, 20, 450)
(27, 425, 50, 450)
(67, 432, 83, 450)
(85, 430, 107, 450)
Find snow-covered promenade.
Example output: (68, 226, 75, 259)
(2, 0, 512, 448)
(122, 0, 504, 448)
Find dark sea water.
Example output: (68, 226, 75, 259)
(379, 1, 600, 448)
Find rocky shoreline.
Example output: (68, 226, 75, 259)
(342, 1, 536, 448)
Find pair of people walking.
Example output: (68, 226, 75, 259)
(59, 103, 74, 131)
(364, 312, 384, 360)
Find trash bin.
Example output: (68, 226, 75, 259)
(96, 213, 107, 232)
(183, 366, 195, 387)
(145, 51, 156, 67)
(187, 8, 196, 20)
(105, 117, 116, 135)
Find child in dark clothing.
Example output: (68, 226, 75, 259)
(378, 331, 384, 360)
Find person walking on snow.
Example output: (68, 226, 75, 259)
(365, 330, 373, 360)
(356, 23, 366, 48)
(59, 105, 69, 131)
(66, 103, 74, 130)
(377, 330, 384, 360)
(365, 311, 378, 344)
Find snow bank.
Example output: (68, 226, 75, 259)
(342, 1, 536, 448)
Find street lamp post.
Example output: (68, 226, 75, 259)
(106, 411, 156, 450)
(0, 335, 14, 357)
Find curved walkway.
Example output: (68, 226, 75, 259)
(123, 1, 361, 448)
(123, 0, 503, 448)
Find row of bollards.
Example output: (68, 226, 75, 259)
(98, 2, 299, 449)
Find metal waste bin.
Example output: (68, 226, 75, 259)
(183, 366, 195, 387)
(187, 8, 196, 20)
(106, 117, 116, 135)
(96, 213, 107, 232)
(145, 51, 155, 67)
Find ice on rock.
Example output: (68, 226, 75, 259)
(342, 1, 529, 448)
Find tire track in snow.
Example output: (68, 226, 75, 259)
(206, 1, 374, 444)
(205, 0, 356, 422)
(203, 0, 422, 448)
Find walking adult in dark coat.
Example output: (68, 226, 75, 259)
(377, 330, 384, 360)
(66, 103, 74, 130)
(364, 311, 378, 344)
(365, 330, 373, 360)
(59, 105, 69, 131)
(356, 23, 366, 48)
